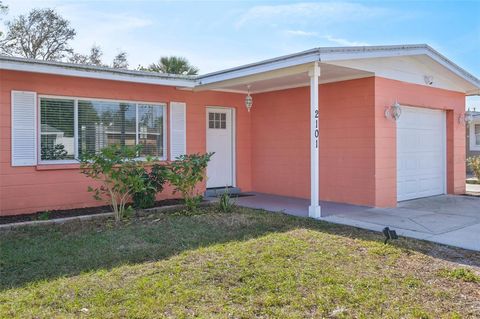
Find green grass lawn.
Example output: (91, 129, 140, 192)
(1, 207, 479, 318)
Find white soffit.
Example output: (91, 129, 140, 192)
(214, 64, 373, 94)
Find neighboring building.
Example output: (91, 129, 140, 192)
(1, 44, 479, 217)
(466, 111, 480, 172)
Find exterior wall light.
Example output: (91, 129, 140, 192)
(458, 110, 473, 125)
(385, 100, 402, 121)
(245, 85, 253, 112)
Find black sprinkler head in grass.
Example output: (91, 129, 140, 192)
(383, 227, 398, 244)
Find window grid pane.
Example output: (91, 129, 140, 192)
(475, 124, 480, 145)
(78, 100, 137, 158)
(208, 112, 227, 130)
(40, 98, 75, 161)
(39, 97, 167, 161)
(138, 104, 164, 157)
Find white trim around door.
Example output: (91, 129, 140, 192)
(205, 106, 236, 188)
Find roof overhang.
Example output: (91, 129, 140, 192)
(0, 55, 196, 88)
(196, 44, 480, 95)
(1, 45, 479, 95)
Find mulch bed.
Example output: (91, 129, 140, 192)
(0, 199, 184, 225)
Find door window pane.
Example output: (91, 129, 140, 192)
(40, 98, 75, 160)
(208, 112, 227, 130)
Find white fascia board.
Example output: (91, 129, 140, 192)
(0, 59, 196, 88)
(319, 46, 427, 61)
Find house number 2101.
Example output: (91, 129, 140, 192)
(314, 109, 319, 149)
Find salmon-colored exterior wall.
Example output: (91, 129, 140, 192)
(0, 70, 467, 216)
(251, 77, 376, 206)
(374, 77, 466, 207)
(251, 76, 466, 207)
(0, 70, 252, 216)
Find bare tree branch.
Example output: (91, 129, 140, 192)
(112, 51, 128, 69)
(0, 8, 76, 61)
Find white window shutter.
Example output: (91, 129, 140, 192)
(169, 102, 186, 160)
(11, 91, 37, 166)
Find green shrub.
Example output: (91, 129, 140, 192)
(132, 164, 168, 209)
(467, 156, 480, 180)
(218, 188, 236, 213)
(36, 211, 51, 221)
(80, 144, 153, 222)
(167, 153, 213, 211)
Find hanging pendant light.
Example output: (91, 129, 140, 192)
(245, 85, 253, 112)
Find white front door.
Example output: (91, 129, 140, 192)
(397, 106, 446, 201)
(206, 107, 234, 188)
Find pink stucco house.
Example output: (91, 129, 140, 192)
(1, 44, 479, 217)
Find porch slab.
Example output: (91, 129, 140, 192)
(235, 193, 480, 251)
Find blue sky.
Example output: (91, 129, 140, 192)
(3, 1, 480, 106)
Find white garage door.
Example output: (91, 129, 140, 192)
(397, 106, 446, 201)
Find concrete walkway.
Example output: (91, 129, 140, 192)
(235, 193, 480, 251)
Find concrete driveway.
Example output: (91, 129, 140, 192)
(235, 193, 480, 251)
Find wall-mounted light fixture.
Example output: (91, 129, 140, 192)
(458, 110, 473, 126)
(245, 85, 253, 112)
(385, 100, 402, 121)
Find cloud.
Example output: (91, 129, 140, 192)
(53, 4, 153, 59)
(282, 30, 369, 47)
(236, 2, 388, 28)
(284, 30, 318, 37)
(322, 35, 369, 46)
(58, 5, 152, 33)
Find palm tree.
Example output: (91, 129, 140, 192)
(142, 56, 199, 75)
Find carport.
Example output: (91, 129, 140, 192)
(196, 44, 479, 215)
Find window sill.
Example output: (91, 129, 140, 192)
(36, 163, 81, 171)
(35, 159, 170, 171)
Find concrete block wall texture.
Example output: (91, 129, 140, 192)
(374, 77, 466, 206)
(251, 76, 466, 208)
(250, 77, 376, 206)
(0, 70, 468, 215)
(0, 70, 252, 215)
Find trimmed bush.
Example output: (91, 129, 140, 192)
(467, 156, 480, 180)
(132, 164, 168, 209)
(80, 145, 153, 221)
(167, 153, 213, 211)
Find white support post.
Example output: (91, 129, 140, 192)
(308, 62, 321, 218)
